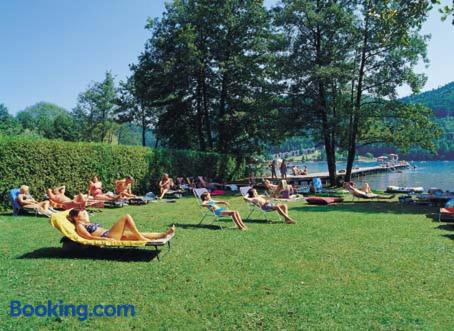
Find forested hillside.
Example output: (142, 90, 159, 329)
(402, 81, 454, 117)
(359, 82, 454, 160)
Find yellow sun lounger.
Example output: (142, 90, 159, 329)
(50, 210, 173, 260)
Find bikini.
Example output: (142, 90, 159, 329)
(90, 183, 103, 197)
(207, 200, 225, 216)
(84, 223, 109, 237)
(261, 202, 275, 212)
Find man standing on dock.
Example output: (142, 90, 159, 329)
(270, 159, 277, 178)
(280, 159, 287, 179)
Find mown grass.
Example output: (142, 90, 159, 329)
(0, 194, 453, 330)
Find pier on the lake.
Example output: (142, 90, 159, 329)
(236, 163, 411, 186)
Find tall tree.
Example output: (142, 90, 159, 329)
(0, 103, 22, 136)
(116, 76, 157, 146)
(344, 0, 437, 181)
(273, 0, 356, 185)
(16, 102, 76, 140)
(131, 0, 278, 156)
(73, 72, 118, 142)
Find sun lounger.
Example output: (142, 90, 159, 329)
(345, 185, 394, 200)
(50, 210, 173, 260)
(239, 186, 281, 222)
(10, 188, 40, 217)
(192, 188, 230, 228)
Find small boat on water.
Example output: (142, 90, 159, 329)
(386, 186, 424, 194)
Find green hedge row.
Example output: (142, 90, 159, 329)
(0, 136, 246, 207)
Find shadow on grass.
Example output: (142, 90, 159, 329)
(292, 201, 437, 215)
(435, 224, 454, 241)
(18, 247, 159, 262)
(171, 223, 223, 230)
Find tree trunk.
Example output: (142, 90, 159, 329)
(345, 8, 370, 182)
(314, 11, 337, 186)
(201, 67, 213, 149)
(218, 72, 228, 153)
(196, 74, 206, 151)
(141, 112, 146, 147)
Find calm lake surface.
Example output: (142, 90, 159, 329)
(290, 160, 454, 191)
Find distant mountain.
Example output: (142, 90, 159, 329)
(402, 81, 454, 117)
(358, 81, 454, 160)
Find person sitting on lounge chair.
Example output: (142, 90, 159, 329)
(200, 192, 247, 231)
(67, 209, 175, 241)
(245, 188, 296, 224)
(47, 186, 87, 209)
(115, 176, 136, 199)
(343, 182, 394, 199)
(158, 173, 172, 199)
(17, 185, 55, 216)
(88, 176, 117, 201)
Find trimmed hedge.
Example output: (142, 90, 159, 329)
(0, 136, 246, 207)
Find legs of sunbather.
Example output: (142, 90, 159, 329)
(272, 204, 296, 224)
(107, 214, 149, 241)
(220, 210, 247, 230)
(120, 225, 176, 240)
(106, 214, 176, 241)
(28, 201, 51, 215)
(159, 187, 169, 199)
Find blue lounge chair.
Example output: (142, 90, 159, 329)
(10, 188, 38, 216)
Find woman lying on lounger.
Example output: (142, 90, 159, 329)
(88, 176, 118, 201)
(17, 185, 55, 216)
(200, 192, 248, 231)
(245, 188, 296, 224)
(343, 182, 394, 199)
(67, 209, 176, 241)
(48, 186, 87, 208)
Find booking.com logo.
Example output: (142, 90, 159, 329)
(9, 300, 135, 321)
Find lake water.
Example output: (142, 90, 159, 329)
(288, 160, 454, 191)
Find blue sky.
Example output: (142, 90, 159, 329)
(0, 0, 453, 114)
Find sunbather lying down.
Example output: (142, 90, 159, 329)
(17, 185, 56, 216)
(244, 188, 296, 224)
(48, 186, 87, 208)
(343, 182, 394, 199)
(67, 209, 175, 241)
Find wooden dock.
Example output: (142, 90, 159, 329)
(236, 163, 410, 186)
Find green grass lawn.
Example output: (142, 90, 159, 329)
(0, 194, 453, 330)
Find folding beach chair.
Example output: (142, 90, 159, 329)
(50, 210, 174, 261)
(192, 188, 229, 228)
(239, 186, 281, 222)
(10, 188, 39, 217)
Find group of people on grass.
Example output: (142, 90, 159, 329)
(15, 170, 394, 239)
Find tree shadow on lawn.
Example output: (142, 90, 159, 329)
(291, 201, 437, 215)
(17, 247, 159, 262)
